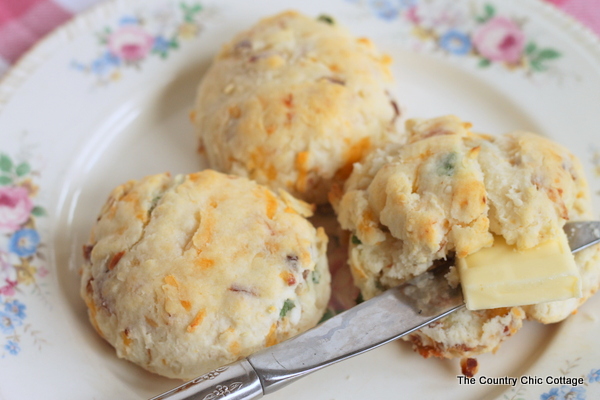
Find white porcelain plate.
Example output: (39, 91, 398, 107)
(1, 0, 599, 398)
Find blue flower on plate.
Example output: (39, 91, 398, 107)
(540, 385, 586, 400)
(368, 0, 415, 21)
(589, 369, 600, 383)
(4, 340, 20, 356)
(70, 61, 86, 72)
(91, 51, 121, 75)
(106, 51, 121, 65)
(4, 300, 26, 320)
(0, 311, 17, 334)
(118, 15, 140, 26)
(153, 36, 171, 53)
(398, 0, 417, 9)
(8, 229, 40, 257)
(439, 30, 472, 55)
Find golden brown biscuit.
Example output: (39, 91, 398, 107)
(334, 115, 599, 362)
(192, 11, 399, 204)
(80, 170, 330, 379)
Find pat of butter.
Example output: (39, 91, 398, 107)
(457, 231, 582, 310)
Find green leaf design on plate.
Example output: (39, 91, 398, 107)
(98, 27, 112, 45)
(31, 206, 46, 217)
(181, 2, 202, 13)
(478, 58, 491, 68)
(525, 42, 537, 55)
(15, 162, 30, 177)
(537, 48, 561, 60)
(181, 2, 203, 23)
(0, 176, 12, 185)
(530, 59, 547, 72)
(528, 48, 561, 72)
(0, 154, 13, 172)
(476, 3, 495, 23)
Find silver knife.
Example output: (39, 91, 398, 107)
(150, 221, 600, 400)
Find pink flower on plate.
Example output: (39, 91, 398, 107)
(405, 6, 420, 24)
(37, 266, 49, 278)
(0, 186, 33, 233)
(108, 26, 154, 62)
(473, 16, 526, 64)
(0, 278, 17, 297)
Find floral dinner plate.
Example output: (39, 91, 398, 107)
(1, 0, 600, 398)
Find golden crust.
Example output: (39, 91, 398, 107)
(335, 115, 599, 360)
(193, 11, 399, 204)
(336, 115, 592, 298)
(404, 307, 524, 359)
(80, 170, 330, 379)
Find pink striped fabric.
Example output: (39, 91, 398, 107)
(0, 0, 598, 76)
(0, 1, 70, 64)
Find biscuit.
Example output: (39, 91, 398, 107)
(192, 11, 399, 204)
(407, 304, 524, 360)
(80, 170, 330, 380)
(334, 115, 599, 360)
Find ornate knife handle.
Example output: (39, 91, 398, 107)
(149, 360, 263, 400)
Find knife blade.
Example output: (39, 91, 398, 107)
(150, 221, 600, 400)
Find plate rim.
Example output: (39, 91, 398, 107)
(1, 0, 600, 399)
(1, 0, 600, 117)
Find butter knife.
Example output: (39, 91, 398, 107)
(150, 221, 600, 400)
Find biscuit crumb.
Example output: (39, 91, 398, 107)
(460, 358, 478, 377)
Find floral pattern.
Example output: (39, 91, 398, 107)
(540, 386, 586, 400)
(350, 0, 563, 74)
(500, 358, 600, 400)
(72, 3, 204, 84)
(473, 16, 525, 64)
(588, 369, 600, 383)
(0, 153, 48, 357)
